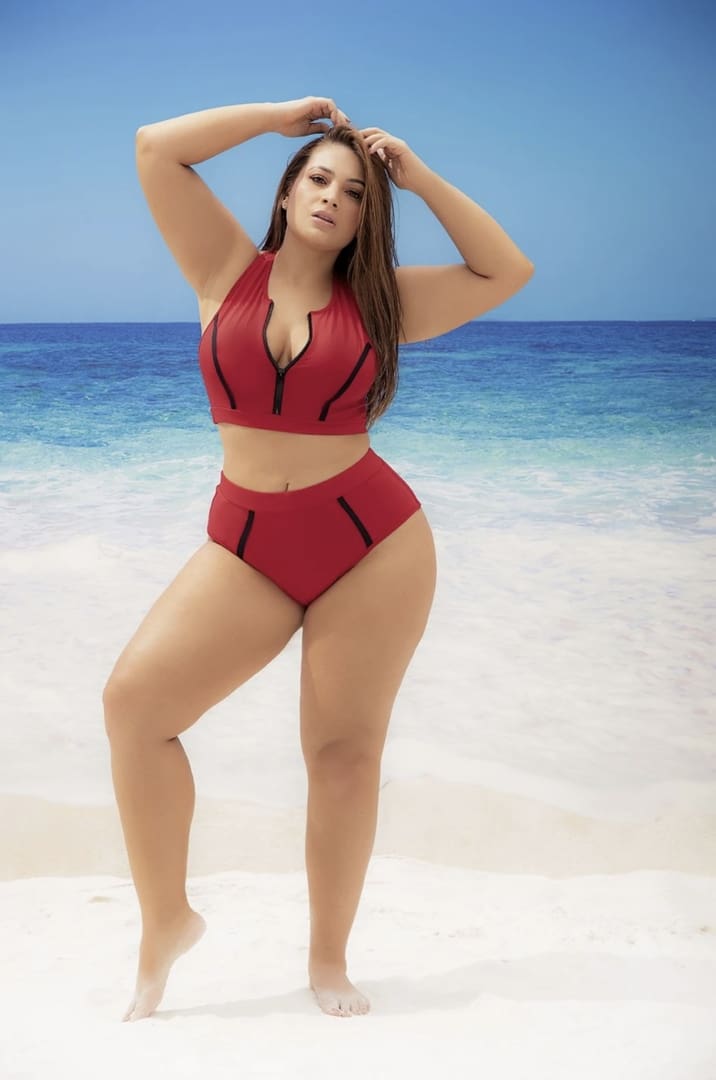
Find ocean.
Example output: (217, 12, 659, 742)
(1, 318, 714, 822)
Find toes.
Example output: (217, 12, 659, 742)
(311, 983, 368, 1017)
(127, 1001, 152, 1022)
(326, 998, 350, 1017)
(121, 987, 160, 1022)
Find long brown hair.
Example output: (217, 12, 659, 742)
(256, 124, 404, 429)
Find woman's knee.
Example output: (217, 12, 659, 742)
(102, 664, 188, 741)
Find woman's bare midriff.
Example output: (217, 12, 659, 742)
(217, 423, 371, 492)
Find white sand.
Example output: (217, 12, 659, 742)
(3, 461, 716, 1075)
(1, 788, 716, 1079)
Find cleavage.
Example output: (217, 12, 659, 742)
(264, 301, 313, 372)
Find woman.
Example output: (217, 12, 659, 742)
(104, 96, 534, 1022)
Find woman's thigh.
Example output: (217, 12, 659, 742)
(102, 539, 305, 740)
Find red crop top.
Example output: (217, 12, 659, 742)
(198, 249, 378, 434)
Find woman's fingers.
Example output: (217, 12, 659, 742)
(362, 133, 385, 153)
(330, 102, 351, 125)
(360, 129, 386, 146)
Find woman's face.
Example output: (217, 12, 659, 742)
(286, 142, 366, 249)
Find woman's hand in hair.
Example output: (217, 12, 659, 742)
(271, 96, 352, 138)
(358, 127, 428, 192)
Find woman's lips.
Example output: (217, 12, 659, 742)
(312, 214, 335, 227)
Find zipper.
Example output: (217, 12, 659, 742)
(273, 368, 285, 413)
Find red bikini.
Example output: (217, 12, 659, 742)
(201, 247, 422, 608)
(198, 249, 377, 434)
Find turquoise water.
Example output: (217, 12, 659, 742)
(2, 319, 714, 541)
(0, 318, 714, 811)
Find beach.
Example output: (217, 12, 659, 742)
(2, 317, 715, 1076)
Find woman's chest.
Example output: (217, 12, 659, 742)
(264, 301, 316, 371)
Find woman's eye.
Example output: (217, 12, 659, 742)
(310, 176, 361, 199)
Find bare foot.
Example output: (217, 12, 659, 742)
(122, 909, 207, 1022)
(308, 963, 371, 1017)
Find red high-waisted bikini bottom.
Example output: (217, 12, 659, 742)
(206, 447, 422, 608)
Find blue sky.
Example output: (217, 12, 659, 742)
(2, 0, 714, 323)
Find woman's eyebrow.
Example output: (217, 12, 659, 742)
(312, 165, 366, 187)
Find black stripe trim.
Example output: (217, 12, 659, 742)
(337, 496, 373, 546)
(236, 509, 255, 558)
(211, 317, 236, 409)
(319, 343, 372, 421)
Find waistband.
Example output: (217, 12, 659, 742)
(216, 447, 385, 512)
